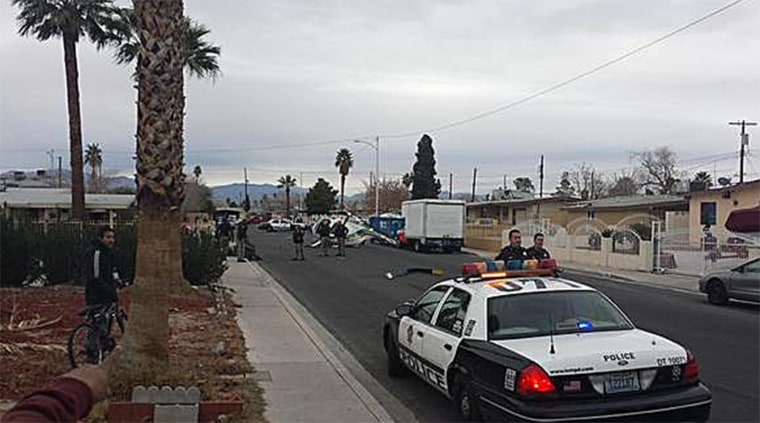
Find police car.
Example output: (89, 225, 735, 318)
(383, 267, 712, 422)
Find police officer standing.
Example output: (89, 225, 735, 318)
(316, 218, 332, 256)
(292, 223, 306, 261)
(333, 218, 349, 257)
(236, 218, 249, 262)
(495, 229, 530, 261)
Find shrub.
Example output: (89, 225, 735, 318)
(181, 230, 228, 286)
(1, 217, 226, 287)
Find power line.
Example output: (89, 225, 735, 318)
(381, 0, 747, 139)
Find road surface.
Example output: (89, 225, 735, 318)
(249, 231, 759, 422)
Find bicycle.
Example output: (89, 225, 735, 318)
(67, 301, 128, 368)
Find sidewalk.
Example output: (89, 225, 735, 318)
(463, 247, 701, 294)
(222, 260, 399, 423)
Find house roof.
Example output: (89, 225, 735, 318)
(0, 188, 134, 210)
(467, 195, 579, 209)
(562, 194, 688, 211)
(686, 178, 760, 198)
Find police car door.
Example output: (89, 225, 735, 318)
(425, 288, 472, 394)
(398, 286, 451, 383)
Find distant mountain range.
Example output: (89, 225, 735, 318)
(210, 183, 308, 202)
(0, 169, 135, 191)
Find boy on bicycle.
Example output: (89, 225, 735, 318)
(82, 227, 124, 362)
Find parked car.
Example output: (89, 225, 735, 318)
(259, 218, 293, 232)
(699, 258, 760, 304)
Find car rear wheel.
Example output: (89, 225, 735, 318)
(453, 375, 481, 422)
(707, 280, 728, 305)
(385, 331, 406, 377)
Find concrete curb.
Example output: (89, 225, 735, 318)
(561, 267, 702, 297)
(244, 260, 416, 423)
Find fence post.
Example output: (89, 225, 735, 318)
(601, 237, 612, 267)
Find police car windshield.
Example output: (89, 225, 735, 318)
(487, 291, 633, 340)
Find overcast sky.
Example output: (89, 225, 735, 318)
(1, 0, 759, 194)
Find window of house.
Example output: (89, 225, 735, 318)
(700, 202, 717, 226)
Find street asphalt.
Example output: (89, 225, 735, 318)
(249, 230, 759, 423)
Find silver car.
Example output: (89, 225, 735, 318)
(699, 258, 760, 304)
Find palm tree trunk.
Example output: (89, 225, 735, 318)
(285, 187, 291, 216)
(63, 34, 85, 220)
(119, 0, 185, 371)
(340, 174, 345, 208)
(90, 168, 97, 193)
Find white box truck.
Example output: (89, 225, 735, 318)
(401, 199, 466, 253)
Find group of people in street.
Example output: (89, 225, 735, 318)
(495, 229, 552, 262)
(313, 217, 349, 257)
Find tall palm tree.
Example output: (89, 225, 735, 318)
(119, 0, 185, 369)
(84, 143, 103, 192)
(12, 0, 126, 220)
(114, 8, 220, 295)
(114, 9, 221, 79)
(277, 175, 297, 217)
(335, 148, 353, 208)
(693, 171, 712, 187)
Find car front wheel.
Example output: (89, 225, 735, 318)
(385, 331, 406, 377)
(707, 280, 728, 305)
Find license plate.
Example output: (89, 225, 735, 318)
(603, 372, 640, 394)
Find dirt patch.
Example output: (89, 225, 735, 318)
(0, 285, 266, 422)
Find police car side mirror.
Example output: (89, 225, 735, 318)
(396, 303, 414, 317)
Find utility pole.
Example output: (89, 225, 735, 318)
(299, 171, 304, 212)
(57, 156, 62, 188)
(503, 174, 507, 191)
(375, 136, 380, 217)
(537, 155, 545, 219)
(47, 150, 55, 185)
(729, 120, 757, 184)
(539, 155, 545, 199)
(471, 168, 477, 202)
(449, 173, 453, 200)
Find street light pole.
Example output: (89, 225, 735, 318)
(374, 136, 380, 217)
(353, 137, 380, 217)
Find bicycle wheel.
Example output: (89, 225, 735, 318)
(115, 309, 128, 334)
(68, 323, 102, 368)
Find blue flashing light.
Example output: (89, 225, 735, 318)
(577, 321, 594, 331)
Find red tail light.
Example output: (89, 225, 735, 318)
(517, 364, 556, 395)
(684, 350, 699, 382)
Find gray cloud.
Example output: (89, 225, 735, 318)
(1, 0, 759, 193)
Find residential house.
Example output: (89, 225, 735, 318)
(686, 179, 760, 245)
(0, 188, 135, 222)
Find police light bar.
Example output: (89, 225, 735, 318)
(461, 259, 558, 278)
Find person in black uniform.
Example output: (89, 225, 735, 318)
(333, 219, 349, 257)
(292, 224, 306, 261)
(526, 232, 551, 260)
(316, 218, 332, 256)
(495, 229, 530, 261)
(236, 218, 249, 262)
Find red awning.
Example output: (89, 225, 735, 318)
(725, 205, 760, 233)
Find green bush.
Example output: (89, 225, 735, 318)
(1, 216, 226, 287)
(181, 230, 228, 286)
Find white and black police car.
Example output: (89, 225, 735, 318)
(383, 266, 712, 422)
